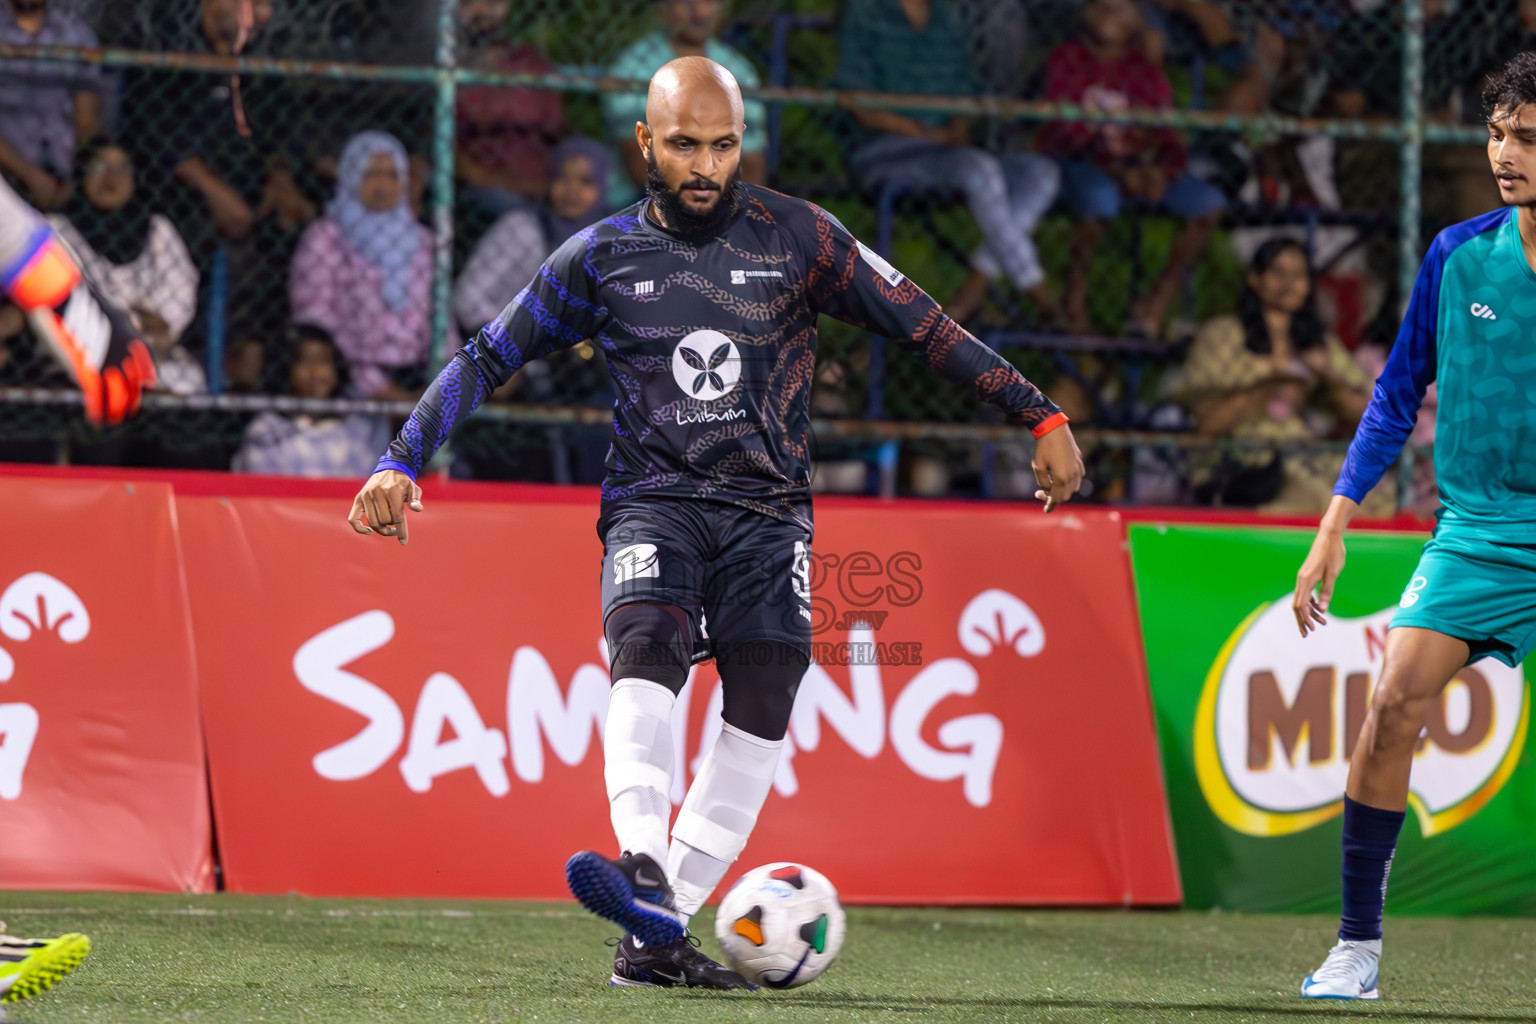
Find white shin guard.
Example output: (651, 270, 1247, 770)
(603, 677, 677, 868)
(668, 723, 784, 919)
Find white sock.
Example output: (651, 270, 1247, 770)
(603, 677, 676, 868)
(667, 723, 784, 921)
(667, 840, 726, 926)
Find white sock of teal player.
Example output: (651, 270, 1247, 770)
(603, 677, 677, 867)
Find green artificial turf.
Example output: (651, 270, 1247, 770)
(1, 892, 1532, 1023)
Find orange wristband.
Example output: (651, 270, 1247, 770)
(1030, 411, 1069, 439)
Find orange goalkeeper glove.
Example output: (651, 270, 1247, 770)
(4, 232, 157, 426)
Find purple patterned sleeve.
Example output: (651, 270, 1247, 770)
(376, 232, 609, 478)
(804, 204, 1063, 435)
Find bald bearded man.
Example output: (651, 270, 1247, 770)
(350, 57, 1083, 989)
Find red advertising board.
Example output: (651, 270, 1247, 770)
(0, 477, 212, 891)
(178, 489, 1180, 905)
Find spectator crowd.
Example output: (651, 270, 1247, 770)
(0, 0, 1508, 508)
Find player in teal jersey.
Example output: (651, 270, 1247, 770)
(1290, 52, 1536, 1000)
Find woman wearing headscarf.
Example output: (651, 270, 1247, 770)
(49, 137, 203, 393)
(452, 136, 612, 332)
(289, 130, 432, 400)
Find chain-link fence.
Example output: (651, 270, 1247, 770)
(0, 0, 1504, 509)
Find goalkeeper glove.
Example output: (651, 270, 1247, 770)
(4, 230, 157, 426)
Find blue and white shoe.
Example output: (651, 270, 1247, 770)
(1301, 939, 1381, 999)
(565, 851, 685, 948)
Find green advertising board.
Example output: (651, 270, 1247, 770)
(1129, 524, 1535, 915)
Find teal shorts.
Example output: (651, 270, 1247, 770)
(1392, 530, 1536, 667)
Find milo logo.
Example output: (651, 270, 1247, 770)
(1196, 600, 1529, 837)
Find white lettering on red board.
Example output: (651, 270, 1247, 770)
(298, 590, 1045, 809)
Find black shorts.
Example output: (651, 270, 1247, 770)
(599, 498, 813, 663)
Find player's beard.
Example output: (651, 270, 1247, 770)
(646, 150, 743, 242)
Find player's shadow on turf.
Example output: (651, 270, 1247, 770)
(779, 993, 1536, 1022)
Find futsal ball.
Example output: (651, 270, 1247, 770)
(715, 862, 846, 988)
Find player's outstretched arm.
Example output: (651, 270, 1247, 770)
(1293, 494, 1359, 637)
(349, 469, 424, 546)
(801, 203, 1082, 512)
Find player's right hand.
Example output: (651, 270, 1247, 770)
(349, 469, 423, 546)
(1293, 528, 1346, 638)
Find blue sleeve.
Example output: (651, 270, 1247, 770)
(1333, 237, 1444, 503)
(375, 230, 609, 480)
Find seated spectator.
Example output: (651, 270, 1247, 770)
(290, 130, 432, 401)
(49, 139, 204, 395)
(1139, 0, 1281, 115)
(1040, 0, 1225, 336)
(604, 0, 767, 192)
(455, 0, 567, 219)
(232, 324, 391, 478)
(1168, 238, 1380, 513)
(0, 0, 103, 210)
(454, 137, 612, 332)
(955, 0, 1031, 102)
(834, 0, 1060, 324)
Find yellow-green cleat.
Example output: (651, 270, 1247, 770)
(0, 933, 91, 1004)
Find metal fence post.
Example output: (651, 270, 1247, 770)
(1397, 0, 1424, 509)
(430, 0, 458, 368)
(1399, 0, 1424, 305)
(205, 246, 227, 395)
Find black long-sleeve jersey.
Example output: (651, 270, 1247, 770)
(377, 185, 1066, 529)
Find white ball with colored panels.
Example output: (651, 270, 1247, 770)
(714, 862, 846, 988)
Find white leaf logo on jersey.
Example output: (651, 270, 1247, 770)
(613, 543, 660, 584)
(1470, 303, 1497, 320)
(671, 330, 741, 403)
